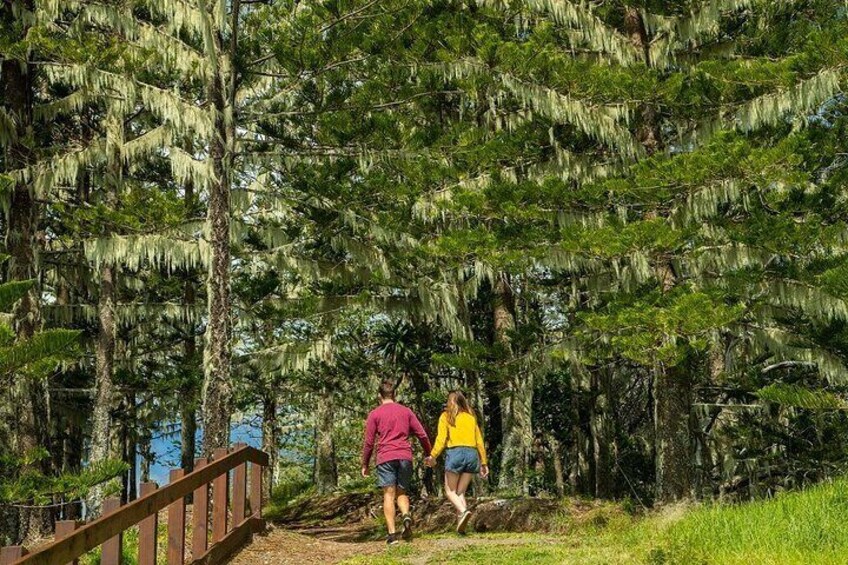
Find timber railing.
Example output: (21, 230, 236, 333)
(1, 443, 269, 565)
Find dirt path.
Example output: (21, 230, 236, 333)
(227, 525, 552, 565)
(228, 527, 384, 565)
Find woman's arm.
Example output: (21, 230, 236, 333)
(430, 413, 448, 460)
(475, 423, 488, 466)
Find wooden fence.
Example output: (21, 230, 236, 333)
(1, 444, 269, 565)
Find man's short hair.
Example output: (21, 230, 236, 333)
(378, 380, 396, 400)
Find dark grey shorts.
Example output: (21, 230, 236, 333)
(445, 447, 480, 474)
(376, 459, 413, 491)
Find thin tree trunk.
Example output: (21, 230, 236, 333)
(201, 0, 237, 454)
(139, 424, 152, 484)
(313, 388, 338, 494)
(261, 392, 278, 501)
(124, 392, 138, 502)
(181, 250, 198, 470)
(180, 171, 199, 472)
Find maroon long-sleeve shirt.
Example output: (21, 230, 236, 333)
(361, 402, 432, 466)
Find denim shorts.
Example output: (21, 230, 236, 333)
(376, 459, 413, 491)
(445, 447, 480, 474)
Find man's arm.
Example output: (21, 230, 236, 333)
(361, 412, 377, 470)
(409, 409, 432, 455)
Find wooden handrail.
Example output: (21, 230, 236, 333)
(7, 445, 269, 565)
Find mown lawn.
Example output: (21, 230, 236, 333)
(345, 478, 848, 564)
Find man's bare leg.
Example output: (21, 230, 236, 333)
(397, 488, 410, 516)
(383, 486, 397, 534)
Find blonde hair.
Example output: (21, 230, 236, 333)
(446, 390, 472, 427)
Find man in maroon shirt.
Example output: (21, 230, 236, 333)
(361, 380, 432, 545)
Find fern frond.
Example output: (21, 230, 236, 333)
(756, 383, 844, 411)
(0, 281, 35, 312)
(0, 329, 81, 376)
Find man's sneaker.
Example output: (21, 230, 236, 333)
(401, 513, 414, 541)
(456, 510, 472, 534)
(386, 533, 400, 546)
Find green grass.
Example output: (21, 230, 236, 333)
(659, 479, 848, 564)
(343, 478, 848, 564)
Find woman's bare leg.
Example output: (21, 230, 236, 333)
(456, 472, 474, 510)
(444, 472, 466, 513)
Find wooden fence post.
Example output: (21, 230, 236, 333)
(55, 521, 79, 565)
(192, 457, 209, 558)
(138, 482, 158, 565)
(232, 443, 247, 526)
(250, 461, 262, 518)
(212, 448, 229, 543)
(167, 469, 186, 565)
(101, 497, 122, 565)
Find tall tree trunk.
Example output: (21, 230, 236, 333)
(471, 372, 489, 497)
(569, 369, 591, 494)
(181, 392, 198, 471)
(62, 416, 84, 521)
(313, 387, 338, 495)
(591, 368, 615, 498)
(88, 105, 123, 516)
(547, 434, 566, 497)
(201, 0, 237, 454)
(261, 391, 278, 502)
(625, 6, 693, 503)
(181, 182, 198, 472)
(180, 150, 199, 473)
(2, 0, 52, 539)
(654, 364, 694, 501)
(123, 392, 138, 503)
(494, 273, 532, 494)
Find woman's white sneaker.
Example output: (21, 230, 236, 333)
(456, 510, 472, 534)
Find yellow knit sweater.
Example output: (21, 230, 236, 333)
(430, 411, 488, 465)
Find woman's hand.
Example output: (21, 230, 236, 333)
(361, 465, 369, 478)
(480, 465, 489, 479)
(424, 456, 435, 468)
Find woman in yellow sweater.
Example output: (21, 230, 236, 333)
(425, 390, 488, 533)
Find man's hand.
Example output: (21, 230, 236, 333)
(480, 465, 489, 479)
(361, 465, 369, 478)
(424, 456, 435, 468)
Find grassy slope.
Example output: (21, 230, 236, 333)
(344, 478, 848, 564)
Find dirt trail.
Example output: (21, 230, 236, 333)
(227, 524, 549, 565)
(227, 526, 384, 565)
